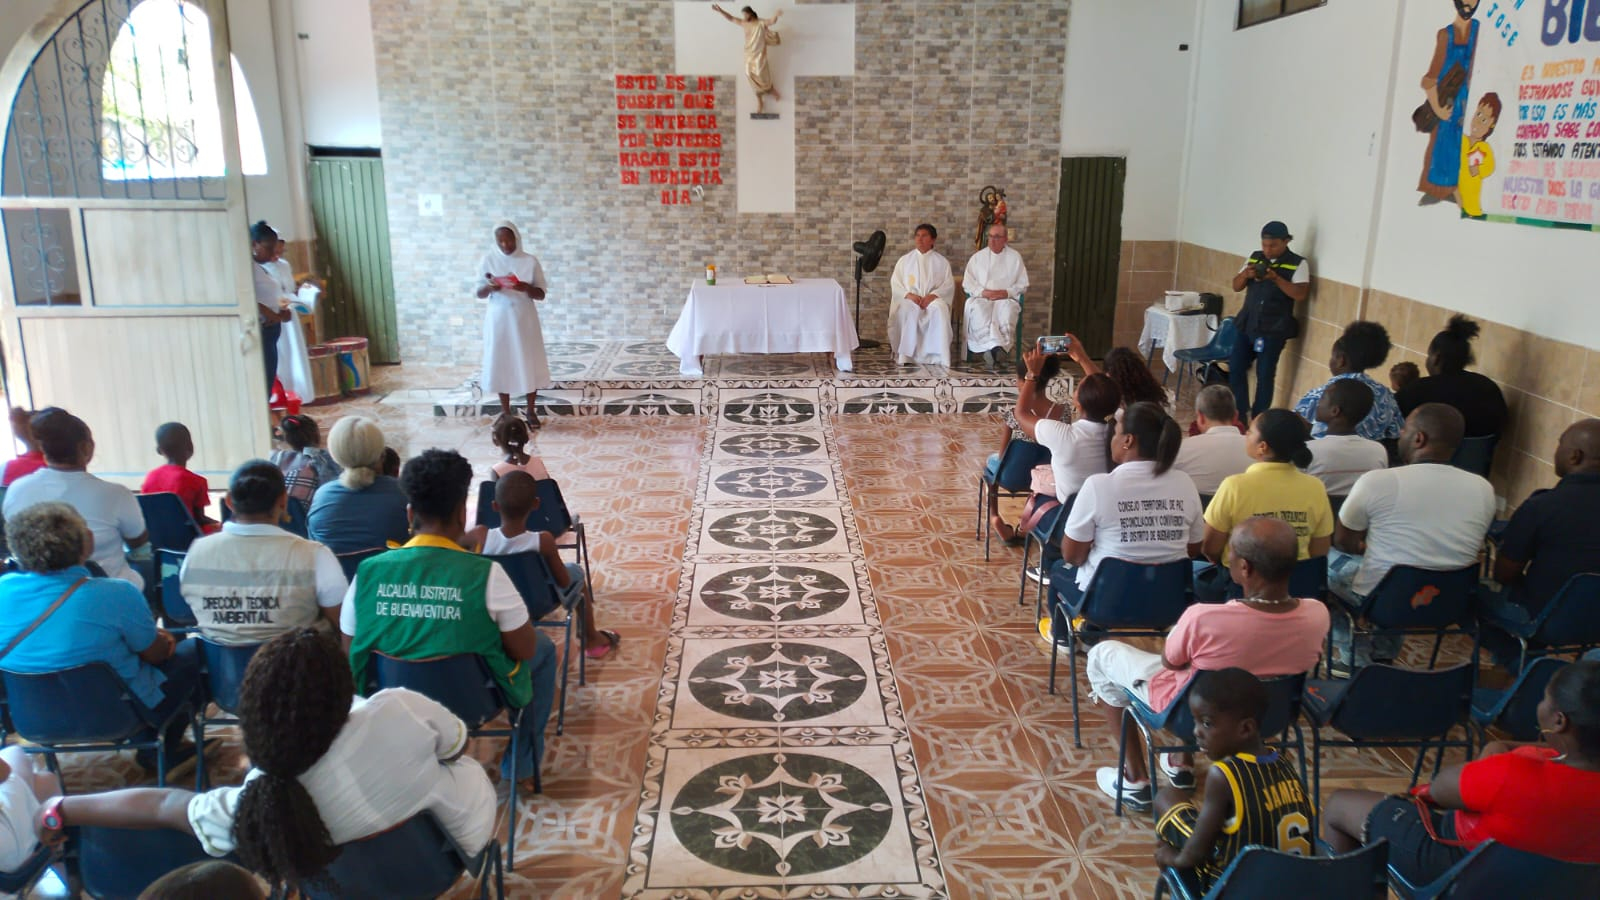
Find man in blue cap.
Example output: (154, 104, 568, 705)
(1227, 221, 1310, 420)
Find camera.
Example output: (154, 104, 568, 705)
(1037, 335, 1071, 355)
(1252, 260, 1270, 278)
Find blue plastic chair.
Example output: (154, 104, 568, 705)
(0, 843, 55, 896)
(1302, 663, 1474, 807)
(1226, 556, 1328, 602)
(73, 824, 225, 900)
(1118, 672, 1309, 820)
(485, 550, 584, 734)
(196, 637, 263, 739)
(156, 548, 196, 631)
(336, 546, 388, 582)
(1169, 316, 1237, 406)
(1470, 656, 1568, 743)
(0, 663, 202, 790)
(283, 497, 310, 538)
(1155, 840, 1389, 899)
(1329, 564, 1479, 673)
(365, 653, 530, 867)
(302, 811, 504, 900)
(976, 439, 1051, 561)
(1389, 838, 1600, 899)
(477, 478, 593, 604)
(1046, 558, 1193, 747)
(135, 492, 203, 555)
(1450, 434, 1499, 478)
(1017, 492, 1076, 613)
(1477, 572, 1600, 675)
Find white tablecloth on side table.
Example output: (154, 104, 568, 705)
(1137, 304, 1216, 372)
(665, 278, 859, 376)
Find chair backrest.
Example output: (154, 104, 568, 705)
(1208, 840, 1388, 899)
(75, 825, 222, 900)
(483, 550, 562, 620)
(1420, 839, 1600, 899)
(1080, 558, 1193, 629)
(0, 842, 52, 894)
(0, 664, 146, 744)
(1227, 557, 1328, 603)
(197, 638, 263, 715)
(1258, 672, 1308, 741)
(1317, 663, 1473, 740)
(1210, 316, 1238, 355)
(1451, 434, 1499, 478)
(476, 477, 575, 536)
(366, 653, 506, 729)
(283, 497, 310, 538)
(136, 492, 202, 555)
(1486, 657, 1569, 742)
(1362, 565, 1478, 630)
(302, 812, 473, 900)
(1530, 572, 1600, 648)
(337, 546, 388, 582)
(157, 548, 197, 627)
(995, 439, 1051, 492)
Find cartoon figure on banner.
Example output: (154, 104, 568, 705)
(1413, 0, 1481, 206)
(712, 4, 783, 115)
(1458, 92, 1501, 219)
(974, 185, 1008, 249)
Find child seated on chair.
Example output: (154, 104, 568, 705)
(141, 422, 220, 533)
(489, 416, 550, 482)
(270, 414, 342, 508)
(483, 471, 615, 660)
(1388, 360, 1420, 395)
(1305, 379, 1388, 501)
(1154, 668, 1313, 891)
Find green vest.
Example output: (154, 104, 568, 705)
(348, 540, 532, 708)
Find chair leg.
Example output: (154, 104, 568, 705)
(1311, 728, 1323, 813)
(1016, 534, 1034, 607)
(192, 712, 206, 792)
(1068, 625, 1083, 748)
(1114, 709, 1129, 818)
(505, 715, 519, 870)
(976, 477, 987, 544)
(1428, 632, 1444, 669)
(555, 611, 573, 736)
(577, 527, 591, 688)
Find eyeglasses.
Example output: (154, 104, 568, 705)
(988, 233, 1006, 240)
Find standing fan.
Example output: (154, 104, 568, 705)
(851, 230, 886, 349)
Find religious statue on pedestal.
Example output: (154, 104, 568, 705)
(974, 185, 1008, 249)
(712, 4, 783, 115)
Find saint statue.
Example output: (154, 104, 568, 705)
(712, 4, 783, 114)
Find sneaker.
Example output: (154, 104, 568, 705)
(1037, 616, 1069, 649)
(1096, 766, 1152, 812)
(1160, 754, 1196, 790)
(1024, 565, 1050, 585)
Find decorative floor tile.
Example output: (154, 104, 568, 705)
(685, 561, 867, 628)
(697, 506, 853, 557)
(704, 462, 839, 504)
(671, 637, 886, 729)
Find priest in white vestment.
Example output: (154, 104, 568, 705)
(887, 223, 955, 366)
(963, 223, 1029, 365)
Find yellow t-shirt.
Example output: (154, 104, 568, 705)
(1459, 137, 1495, 218)
(1204, 462, 1334, 562)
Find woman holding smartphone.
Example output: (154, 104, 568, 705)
(477, 220, 552, 428)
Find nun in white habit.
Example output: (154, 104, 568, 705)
(477, 220, 553, 426)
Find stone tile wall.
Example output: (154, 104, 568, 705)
(1176, 241, 1600, 513)
(1109, 239, 1177, 356)
(370, 0, 1069, 363)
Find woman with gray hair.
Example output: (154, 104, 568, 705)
(306, 417, 409, 554)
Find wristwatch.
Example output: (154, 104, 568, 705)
(40, 797, 65, 830)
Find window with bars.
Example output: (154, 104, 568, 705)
(1238, 0, 1326, 29)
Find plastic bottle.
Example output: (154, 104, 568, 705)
(706, 263, 716, 285)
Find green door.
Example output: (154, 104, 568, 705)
(308, 154, 399, 363)
(1052, 157, 1125, 359)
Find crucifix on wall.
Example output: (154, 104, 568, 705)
(710, 4, 784, 116)
(674, 2, 855, 214)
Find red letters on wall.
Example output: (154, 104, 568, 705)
(615, 75, 722, 205)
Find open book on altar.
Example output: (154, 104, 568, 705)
(743, 274, 794, 285)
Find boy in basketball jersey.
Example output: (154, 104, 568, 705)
(1154, 668, 1314, 889)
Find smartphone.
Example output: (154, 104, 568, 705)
(1037, 335, 1071, 355)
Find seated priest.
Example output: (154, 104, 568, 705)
(888, 223, 955, 367)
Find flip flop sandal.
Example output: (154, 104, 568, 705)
(584, 629, 620, 659)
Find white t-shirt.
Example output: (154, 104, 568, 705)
(1172, 425, 1253, 495)
(1338, 462, 1495, 596)
(1032, 419, 1111, 502)
(339, 560, 529, 636)
(1063, 460, 1206, 590)
(187, 688, 497, 856)
(1307, 434, 1390, 498)
(482, 527, 540, 556)
(0, 758, 42, 871)
(2, 468, 146, 589)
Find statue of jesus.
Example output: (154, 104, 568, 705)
(712, 4, 783, 114)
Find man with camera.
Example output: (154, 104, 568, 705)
(1228, 221, 1310, 420)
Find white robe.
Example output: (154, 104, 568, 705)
(480, 221, 553, 395)
(887, 248, 954, 365)
(266, 259, 315, 400)
(963, 246, 1029, 353)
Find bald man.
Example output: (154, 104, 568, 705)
(1329, 403, 1495, 665)
(1485, 418, 1600, 625)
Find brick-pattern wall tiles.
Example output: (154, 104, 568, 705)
(1110, 240, 1177, 363)
(1176, 240, 1600, 513)
(370, 0, 1070, 362)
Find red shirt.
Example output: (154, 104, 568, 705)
(1454, 745, 1600, 862)
(141, 464, 212, 524)
(2, 450, 44, 486)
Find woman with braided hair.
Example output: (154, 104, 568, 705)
(33, 628, 496, 891)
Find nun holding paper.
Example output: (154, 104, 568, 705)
(476, 220, 553, 428)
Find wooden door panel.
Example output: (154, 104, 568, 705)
(83, 209, 237, 307)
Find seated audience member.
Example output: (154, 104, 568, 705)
(1306, 379, 1389, 500)
(2, 408, 149, 589)
(986, 353, 1067, 544)
(1389, 360, 1420, 395)
(1330, 403, 1494, 666)
(380, 446, 401, 478)
(0, 745, 61, 872)
(179, 461, 345, 645)
(1396, 314, 1508, 438)
(1483, 419, 1600, 634)
(490, 414, 551, 482)
(1323, 659, 1600, 884)
(32, 628, 499, 894)
(1196, 409, 1333, 600)
(1077, 340, 1170, 411)
(1089, 517, 1329, 809)
(0, 502, 199, 772)
(1013, 348, 1120, 545)
(342, 449, 557, 789)
(2, 406, 43, 487)
(308, 416, 410, 554)
(1040, 402, 1204, 645)
(485, 471, 616, 659)
(269, 414, 341, 509)
(139, 861, 267, 900)
(141, 422, 218, 532)
(1293, 321, 1402, 443)
(1154, 668, 1314, 891)
(1173, 385, 1253, 495)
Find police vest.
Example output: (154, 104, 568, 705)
(1238, 249, 1304, 339)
